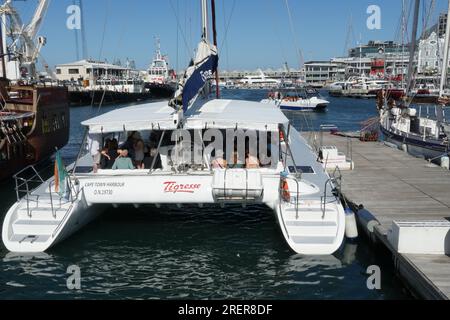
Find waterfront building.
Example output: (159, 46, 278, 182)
(417, 32, 445, 75)
(331, 57, 372, 78)
(219, 67, 303, 81)
(348, 40, 405, 58)
(55, 59, 139, 82)
(303, 61, 339, 86)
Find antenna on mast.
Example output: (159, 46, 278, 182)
(211, 0, 220, 98)
(201, 0, 209, 41)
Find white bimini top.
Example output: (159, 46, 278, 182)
(81, 99, 289, 134)
(81, 101, 177, 134)
(185, 99, 289, 132)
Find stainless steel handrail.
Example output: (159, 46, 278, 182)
(48, 180, 57, 219)
(52, 203, 74, 238)
(13, 165, 46, 217)
(322, 172, 342, 219)
(322, 179, 332, 219)
(284, 176, 300, 220)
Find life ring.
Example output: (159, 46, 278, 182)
(280, 179, 291, 202)
(280, 130, 285, 143)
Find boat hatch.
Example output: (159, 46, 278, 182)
(212, 169, 263, 202)
(288, 166, 315, 174)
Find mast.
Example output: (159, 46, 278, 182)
(401, 0, 406, 88)
(434, 0, 450, 127)
(406, 0, 420, 95)
(439, 0, 450, 98)
(211, 0, 220, 98)
(0, 16, 6, 79)
(170, 0, 218, 112)
(201, 0, 209, 41)
(359, 34, 362, 76)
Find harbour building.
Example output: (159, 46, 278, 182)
(55, 60, 139, 83)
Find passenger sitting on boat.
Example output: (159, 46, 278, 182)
(143, 145, 162, 170)
(259, 143, 275, 168)
(229, 150, 245, 169)
(112, 150, 135, 170)
(211, 150, 227, 169)
(133, 139, 145, 169)
(245, 151, 260, 169)
(121, 131, 139, 160)
(101, 139, 119, 169)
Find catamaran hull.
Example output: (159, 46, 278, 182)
(275, 200, 346, 256)
(381, 126, 449, 161)
(2, 193, 104, 253)
(280, 104, 328, 112)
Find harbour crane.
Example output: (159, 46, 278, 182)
(0, 0, 54, 81)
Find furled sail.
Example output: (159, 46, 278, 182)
(170, 40, 218, 112)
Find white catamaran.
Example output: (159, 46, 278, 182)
(2, 0, 346, 255)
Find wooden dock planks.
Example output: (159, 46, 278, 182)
(318, 133, 450, 300)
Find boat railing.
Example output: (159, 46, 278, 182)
(13, 164, 82, 219)
(50, 176, 83, 238)
(48, 176, 82, 219)
(321, 168, 343, 219)
(13, 165, 45, 217)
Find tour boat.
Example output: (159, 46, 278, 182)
(238, 70, 280, 89)
(261, 88, 329, 111)
(2, 0, 346, 255)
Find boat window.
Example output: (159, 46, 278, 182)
(68, 68, 79, 75)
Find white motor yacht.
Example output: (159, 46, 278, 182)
(261, 88, 330, 111)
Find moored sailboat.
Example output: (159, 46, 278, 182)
(379, 0, 450, 164)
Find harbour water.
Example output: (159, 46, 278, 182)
(0, 91, 411, 300)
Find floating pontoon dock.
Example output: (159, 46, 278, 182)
(318, 132, 450, 300)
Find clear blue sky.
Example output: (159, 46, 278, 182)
(14, 0, 448, 71)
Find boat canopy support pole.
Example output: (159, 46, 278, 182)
(72, 127, 89, 177)
(148, 130, 166, 175)
(211, 0, 220, 99)
(196, 129, 211, 172)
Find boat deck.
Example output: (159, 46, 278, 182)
(318, 132, 450, 300)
